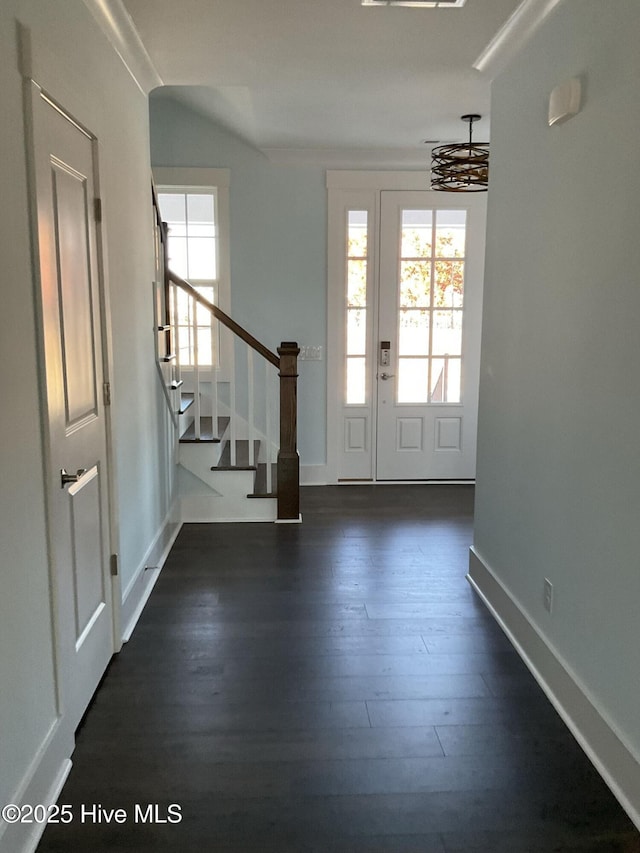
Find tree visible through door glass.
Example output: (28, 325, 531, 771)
(397, 209, 466, 404)
(346, 211, 368, 405)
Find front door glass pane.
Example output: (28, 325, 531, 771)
(397, 208, 466, 404)
(398, 359, 429, 404)
(347, 357, 366, 405)
(400, 261, 431, 307)
(346, 211, 369, 405)
(399, 310, 429, 356)
(401, 210, 433, 257)
(432, 310, 463, 356)
(435, 209, 466, 257)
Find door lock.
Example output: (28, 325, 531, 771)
(60, 468, 87, 488)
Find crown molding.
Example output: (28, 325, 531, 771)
(83, 0, 162, 93)
(474, 0, 566, 78)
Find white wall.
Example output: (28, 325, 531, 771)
(0, 4, 61, 839)
(149, 92, 328, 466)
(0, 2, 175, 848)
(473, 0, 640, 820)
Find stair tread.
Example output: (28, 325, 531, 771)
(180, 416, 230, 443)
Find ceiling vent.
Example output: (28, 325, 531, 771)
(362, 0, 466, 7)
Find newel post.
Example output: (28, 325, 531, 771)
(277, 342, 300, 521)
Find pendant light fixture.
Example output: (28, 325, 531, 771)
(431, 114, 489, 192)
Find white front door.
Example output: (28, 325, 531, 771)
(375, 191, 485, 479)
(329, 183, 485, 482)
(31, 88, 114, 728)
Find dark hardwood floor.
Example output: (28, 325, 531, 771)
(38, 486, 640, 852)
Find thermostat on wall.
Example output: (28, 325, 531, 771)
(548, 78, 581, 126)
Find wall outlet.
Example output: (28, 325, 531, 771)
(543, 578, 553, 613)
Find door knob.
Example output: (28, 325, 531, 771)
(61, 468, 87, 488)
(379, 373, 395, 380)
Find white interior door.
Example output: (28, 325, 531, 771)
(32, 88, 114, 728)
(376, 191, 485, 479)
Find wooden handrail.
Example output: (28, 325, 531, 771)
(167, 269, 280, 369)
(160, 206, 299, 521)
(151, 182, 164, 231)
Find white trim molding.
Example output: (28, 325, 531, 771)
(468, 547, 640, 832)
(300, 465, 328, 486)
(474, 0, 567, 78)
(152, 167, 232, 316)
(0, 720, 72, 853)
(326, 170, 435, 191)
(120, 508, 182, 641)
(83, 0, 162, 94)
(20, 760, 72, 853)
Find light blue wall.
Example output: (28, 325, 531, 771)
(150, 92, 327, 465)
(474, 0, 640, 758)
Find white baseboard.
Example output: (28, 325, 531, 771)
(20, 759, 72, 853)
(120, 506, 182, 642)
(0, 718, 73, 853)
(468, 546, 640, 832)
(1, 509, 183, 853)
(300, 464, 328, 485)
(338, 479, 475, 486)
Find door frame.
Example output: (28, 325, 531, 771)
(23, 78, 120, 723)
(326, 170, 486, 484)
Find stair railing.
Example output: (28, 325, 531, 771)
(163, 262, 300, 522)
(152, 185, 300, 521)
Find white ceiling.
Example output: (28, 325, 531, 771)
(122, 0, 524, 153)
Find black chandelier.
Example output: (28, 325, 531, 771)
(431, 114, 489, 192)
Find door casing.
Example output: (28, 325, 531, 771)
(25, 79, 120, 733)
(326, 171, 487, 484)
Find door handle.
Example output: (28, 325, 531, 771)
(379, 373, 395, 381)
(61, 468, 87, 488)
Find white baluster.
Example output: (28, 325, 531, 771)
(210, 311, 218, 441)
(248, 347, 255, 467)
(172, 282, 181, 383)
(229, 331, 237, 467)
(265, 359, 273, 494)
(192, 295, 201, 440)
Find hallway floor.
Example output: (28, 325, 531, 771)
(38, 486, 639, 852)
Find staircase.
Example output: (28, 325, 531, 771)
(177, 389, 278, 522)
(152, 184, 300, 524)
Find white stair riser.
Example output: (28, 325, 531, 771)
(179, 441, 224, 472)
(177, 450, 276, 523)
(180, 493, 277, 523)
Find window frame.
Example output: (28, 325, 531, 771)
(153, 168, 231, 376)
(326, 171, 486, 484)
